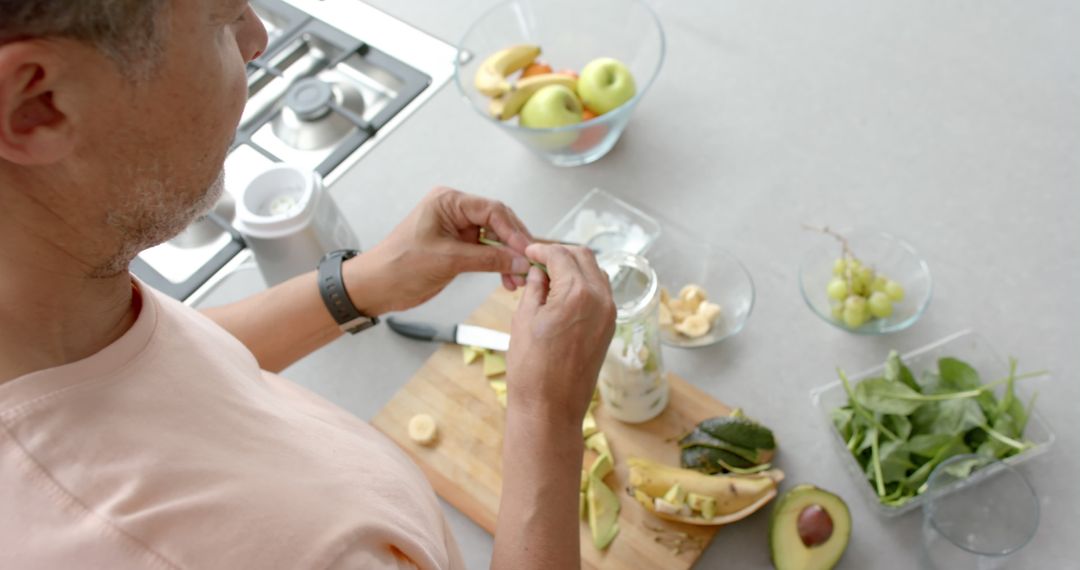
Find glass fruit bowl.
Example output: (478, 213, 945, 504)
(647, 224, 755, 348)
(799, 228, 932, 335)
(454, 0, 665, 167)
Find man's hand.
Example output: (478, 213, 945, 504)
(492, 244, 615, 570)
(508, 244, 617, 429)
(346, 187, 534, 314)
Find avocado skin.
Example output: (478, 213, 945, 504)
(699, 416, 776, 450)
(678, 415, 777, 473)
(681, 445, 756, 473)
(769, 484, 851, 570)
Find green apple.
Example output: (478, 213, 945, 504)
(519, 84, 584, 129)
(578, 57, 636, 115)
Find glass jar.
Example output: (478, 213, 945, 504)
(597, 252, 668, 423)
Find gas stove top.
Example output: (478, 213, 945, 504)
(133, 0, 458, 302)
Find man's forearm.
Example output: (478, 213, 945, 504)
(492, 411, 583, 570)
(200, 254, 391, 373)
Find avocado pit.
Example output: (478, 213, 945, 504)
(796, 504, 834, 548)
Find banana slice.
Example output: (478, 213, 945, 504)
(679, 284, 707, 313)
(474, 44, 541, 98)
(697, 301, 722, 324)
(675, 314, 711, 338)
(408, 414, 439, 446)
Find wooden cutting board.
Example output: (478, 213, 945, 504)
(373, 287, 739, 569)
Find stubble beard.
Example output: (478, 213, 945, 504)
(93, 169, 225, 278)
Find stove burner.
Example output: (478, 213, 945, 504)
(271, 74, 366, 151)
(286, 78, 334, 120)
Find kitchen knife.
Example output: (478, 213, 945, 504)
(386, 317, 511, 352)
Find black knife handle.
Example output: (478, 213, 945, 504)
(386, 317, 457, 343)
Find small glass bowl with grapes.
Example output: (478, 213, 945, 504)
(799, 227, 932, 334)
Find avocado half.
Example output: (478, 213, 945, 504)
(769, 484, 851, 570)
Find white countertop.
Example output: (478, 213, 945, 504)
(199, 1, 1080, 567)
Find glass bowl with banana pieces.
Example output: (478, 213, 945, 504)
(646, 227, 755, 348)
(454, 0, 665, 167)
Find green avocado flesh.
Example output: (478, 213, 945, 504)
(770, 484, 851, 570)
(587, 474, 620, 550)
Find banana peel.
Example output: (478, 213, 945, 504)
(628, 457, 784, 526)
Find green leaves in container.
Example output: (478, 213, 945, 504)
(830, 350, 1047, 508)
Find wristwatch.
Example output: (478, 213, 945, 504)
(317, 249, 379, 335)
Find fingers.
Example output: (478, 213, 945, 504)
(442, 189, 534, 254)
(454, 243, 532, 275)
(523, 243, 585, 278)
(517, 266, 550, 316)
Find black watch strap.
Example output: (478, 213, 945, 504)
(317, 249, 379, 335)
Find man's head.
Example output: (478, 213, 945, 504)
(0, 0, 267, 276)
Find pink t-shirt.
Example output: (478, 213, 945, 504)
(0, 282, 464, 569)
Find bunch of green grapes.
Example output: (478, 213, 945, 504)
(826, 257, 904, 328)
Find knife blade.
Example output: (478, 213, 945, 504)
(386, 317, 511, 352)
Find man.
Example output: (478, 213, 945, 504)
(0, 1, 615, 568)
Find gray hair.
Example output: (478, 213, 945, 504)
(0, 0, 169, 75)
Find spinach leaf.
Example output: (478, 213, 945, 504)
(884, 351, 902, 383)
(925, 397, 985, 435)
(916, 371, 943, 394)
(878, 439, 914, 483)
(854, 378, 924, 415)
(940, 357, 998, 419)
(904, 433, 954, 458)
(996, 358, 1030, 434)
(904, 436, 971, 492)
(883, 414, 912, 441)
(832, 406, 854, 440)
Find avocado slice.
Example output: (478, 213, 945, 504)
(462, 345, 484, 365)
(589, 452, 614, 481)
(483, 351, 506, 377)
(587, 474, 620, 550)
(585, 432, 611, 457)
(582, 412, 599, 439)
(769, 484, 851, 570)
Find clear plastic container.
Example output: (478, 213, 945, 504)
(547, 188, 661, 256)
(597, 252, 668, 423)
(809, 330, 1055, 518)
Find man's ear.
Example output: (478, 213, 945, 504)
(0, 42, 75, 165)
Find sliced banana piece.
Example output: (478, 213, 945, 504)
(675, 314, 711, 338)
(679, 284, 707, 313)
(697, 301, 722, 324)
(408, 413, 439, 446)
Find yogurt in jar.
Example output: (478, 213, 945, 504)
(597, 252, 669, 423)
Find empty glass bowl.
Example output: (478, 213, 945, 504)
(454, 0, 665, 167)
(921, 454, 1040, 569)
(799, 228, 932, 334)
